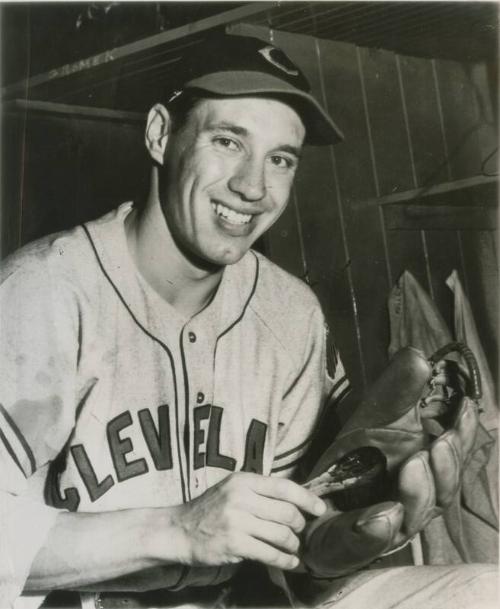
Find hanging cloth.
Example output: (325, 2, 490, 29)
(388, 270, 498, 564)
(443, 271, 498, 553)
(446, 270, 498, 433)
(388, 271, 453, 358)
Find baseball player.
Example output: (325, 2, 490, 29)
(0, 35, 496, 609)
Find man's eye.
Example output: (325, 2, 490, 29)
(214, 137, 239, 151)
(269, 155, 294, 169)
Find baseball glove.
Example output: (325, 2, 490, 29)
(301, 342, 481, 578)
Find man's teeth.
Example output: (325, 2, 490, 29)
(212, 202, 252, 225)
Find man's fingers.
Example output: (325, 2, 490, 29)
(398, 451, 436, 537)
(304, 502, 403, 578)
(453, 397, 479, 462)
(430, 430, 461, 506)
(241, 535, 299, 570)
(249, 474, 326, 518)
(250, 495, 306, 533)
(246, 515, 300, 555)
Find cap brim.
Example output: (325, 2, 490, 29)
(185, 71, 344, 146)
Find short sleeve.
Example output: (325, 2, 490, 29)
(270, 306, 350, 480)
(0, 251, 79, 604)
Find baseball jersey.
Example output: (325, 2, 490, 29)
(0, 202, 350, 604)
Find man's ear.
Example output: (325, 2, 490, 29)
(145, 104, 171, 165)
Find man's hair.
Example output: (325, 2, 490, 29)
(166, 89, 209, 134)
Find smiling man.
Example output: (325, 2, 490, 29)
(128, 94, 306, 309)
(0, 34, 496, 609)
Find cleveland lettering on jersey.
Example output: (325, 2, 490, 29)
(48, 404, 268, 508)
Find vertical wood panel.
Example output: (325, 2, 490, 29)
(390, 54, 450, 296)
(434, 59, 484, 179)
(320, 39, 389, 387)
(264, 187, 306, 279)
(357, 47, 428, 362)
(343, 45, 417, 382)
(469, 63, 498, 172)
(398, 55, 450, 188)
(358, 47, 414, 197)
(314, 36, 373, 391)
(424, 231, 463, 331)
(383, 224, 429, 293)
(314, 37, 363, 396)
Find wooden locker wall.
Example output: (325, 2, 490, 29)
(1, 111, 146, 257)
(229, 24, 498, 407)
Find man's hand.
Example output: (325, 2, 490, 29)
(301, 346, 480, 579)
(174, 472, 326, 571)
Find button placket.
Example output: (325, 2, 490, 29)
(187, 328, 205, 406)
(185, 324, 215, 496)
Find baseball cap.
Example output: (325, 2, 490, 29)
(166, 34, 344, 146)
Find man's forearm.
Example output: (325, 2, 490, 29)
(25, 506, 187, 591)
(24, 471, 325, 593)
(64, 566, 188, 593)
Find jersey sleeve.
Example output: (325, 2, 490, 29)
(0, 252, 79, 604)
(270, 305, 350, 480)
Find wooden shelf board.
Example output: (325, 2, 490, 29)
(353, 175, 498, 209)
(385, 204, 497, 231)
(2, 99, 145, 123)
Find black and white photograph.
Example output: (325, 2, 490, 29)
(0, 2, 498, 608)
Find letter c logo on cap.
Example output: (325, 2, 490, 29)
(258, 46, 300, 77)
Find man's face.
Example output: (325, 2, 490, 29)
(161, 96, 305, 267)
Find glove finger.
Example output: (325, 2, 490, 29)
(453, 397, 479, 463)
(304, 502, 403, 578)
(430, 430, 462, 507)
(354, 501, 405, 551)
(398, 451, 436, 537)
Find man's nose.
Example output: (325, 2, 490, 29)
(228, 157, 267, 202)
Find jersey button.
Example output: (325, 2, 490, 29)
(196, 392, 205, 404)
(188, 331, 197, 343)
